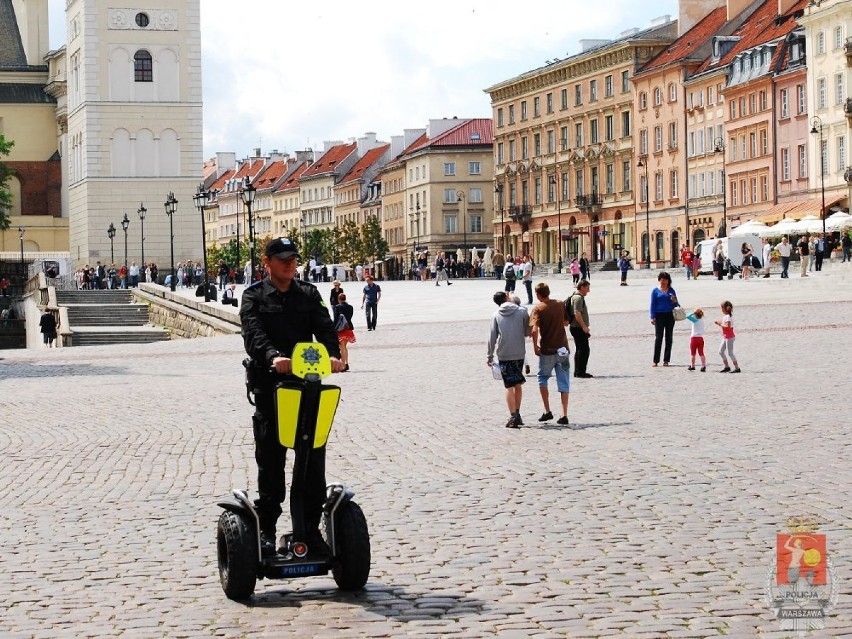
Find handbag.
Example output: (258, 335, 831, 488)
(673, 306, 687, 322)
(334, 313, 348, 332)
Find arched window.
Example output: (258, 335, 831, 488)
(134, 50, 153, 82)
(654, 87, 662, 106)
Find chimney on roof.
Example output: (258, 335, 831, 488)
(678, 0, 724, 37)
(253, 147, 261, 157)
(727, 0, 753, 21)
(777, 0, 798, 14)
(579, 39, 611, 52)
(295, 149, 315, 164)
(215, 152, 236, 177)
(649, 14, 673, 27)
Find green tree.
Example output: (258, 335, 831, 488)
(360, 214, 388, 265)
(0, 135, 16, 230)
(336, 219, 362, 265)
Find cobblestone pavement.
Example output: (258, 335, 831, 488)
(2, 267, 852, 638)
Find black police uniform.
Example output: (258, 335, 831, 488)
(240, 275, 341, 544)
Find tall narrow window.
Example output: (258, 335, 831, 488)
(134, 50, 153, 82)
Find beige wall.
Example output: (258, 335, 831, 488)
(0, 103, 57, 160)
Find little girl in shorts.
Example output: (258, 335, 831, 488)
(714, 300, 740, 373)
(685, 307, 706, 371)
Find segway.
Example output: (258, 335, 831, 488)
(216, 342, 371, 600)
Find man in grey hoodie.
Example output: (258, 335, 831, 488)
(486, 291, 531, 428)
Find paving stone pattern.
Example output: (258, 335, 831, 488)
(1, 269, 852, 638)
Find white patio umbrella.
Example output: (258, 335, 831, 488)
(483, 247, 493, 274)
(456, 247, 465, 263)
(730, 220, 768, 236)
(759, 218, 799, 238)
(826, 211, 852, 231)
(790, 215, 824, 234)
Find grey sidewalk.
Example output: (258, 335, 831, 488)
(1, 267, 851, 637)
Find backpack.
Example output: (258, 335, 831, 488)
(504, 263, 515, 279)
(565, 293, 580, 326)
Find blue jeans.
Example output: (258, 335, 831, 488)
(365, 302, 378, 330)
(537, 353, 571, 393)
(523, 280, 533, 304)
(684, 265, 692, 280)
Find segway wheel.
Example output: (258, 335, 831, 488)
(332, 501, 371, 591)
(217, 510, 257, 600)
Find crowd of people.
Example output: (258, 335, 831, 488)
(74, 261, 158, 289)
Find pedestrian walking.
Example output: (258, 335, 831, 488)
(529, 282, 571, 425)
(521, 255, 534, 305)
(567, 280, 592, 378)
(361, 275, 381, 331)
(713, 240, 725, 280)
(681, 245, 693, 280)
(486, 291, 531, 428)
(333, 292, 356, 372)
(569, 258, 580, 285)
(435, 252, 452, 286)
(761, 238, 772, 278)
(774, 236, 792, 278)
(39, 309, 58, 348)
(503, 256, 516, 293)
(797, 235, 810, 277)
(714, 300, 740, 373)
(579, 252, 590, 280)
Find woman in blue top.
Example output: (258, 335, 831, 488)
(649, 271, 679, 367)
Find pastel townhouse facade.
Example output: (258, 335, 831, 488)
(299, 141, 358, 240)
(334, 144, 391, 228)
(486, 17, 678, 267)
(271, 159, 310, 241)
(632, 3, 733, 265)
(799, 0, 852, 217)
(379, 144, 412, 262)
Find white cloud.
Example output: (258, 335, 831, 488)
(49, 0, 677, 159)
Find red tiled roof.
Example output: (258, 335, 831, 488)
(234, 159, 265, 181)
(274, 162, 309, 193)
(430, 118, 493, 147)
(253, 159, 290, 191)
(639, 6, 729, 74)
(694, 0, 807, 75)
(302, 142, 357, 177)
(208, 168, 236, 192)
(339, 145, 390, 184)
(401, 132, 429, 155)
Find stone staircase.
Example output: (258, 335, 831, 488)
(56, 289, 170, 347)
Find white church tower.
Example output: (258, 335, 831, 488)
(64, 0, 202, 269)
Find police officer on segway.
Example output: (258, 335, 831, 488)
(240, 237, 344, 558)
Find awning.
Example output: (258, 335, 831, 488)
(755, 195, 844, 224)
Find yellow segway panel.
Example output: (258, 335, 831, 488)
(275, 385, 341, 449)
(291, 342, 332, 380)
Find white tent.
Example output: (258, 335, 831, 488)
(826, 211, 852, 231)
(759, 218, 799, 238)
(790, 215, 824, 234)
(730, 220, 769, 237)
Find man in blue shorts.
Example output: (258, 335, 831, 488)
(529, 282, 571, 425)
(486, 291, 531, 428)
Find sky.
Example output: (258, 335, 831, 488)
(47, 0, 679, 161)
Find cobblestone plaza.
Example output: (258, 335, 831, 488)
(2, 267, 852, 638)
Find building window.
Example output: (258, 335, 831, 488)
(759, 90, 767, 111)
(605, 75, 613, 97)
(534, 176, 542, 204)
(497, 142, 504, 164)
(835, 74, 844, 105)
(707, 85, 715, 105)
(520, 100, 528, 120)
(521, 136, 528, 160)
(560, 88, 568, 109)
(621, 70, 630, 93)
(839, 136, 847, 171)
(730, 100, 737, 119)
(654, 125, 662, 152)
(444, 189, 456, 203)
(639, 92, 647, 110)
(740, 179, 747, 204)
(622, 161, 631, 191)
(655, 172, 663, 201)
(546, 92, 553, 113)
(590, 80, 598, 101)
(798, 145, 807, 178)
(135, 12, 150, 27)
(547, 130, 555, 154)
(653, 86, 662, 106)
(731, 180, 738, 206)
(470, 215, 482, 233)
(670, 170, 678, 198)
(508, 105, 515, 124)
(669, 83, 677, 102)
(444, 162, 456, 176)
(751, 178, 758, 203)
(590, 119, 599, 144)
(468, 161, 481, 175)
(534, 133, 541, 156)
(761, 175, 768, 201)
(668, 122, 677, 149)
(818, 78, 827, 109)
(134, 50, 153, 82)
(497, 108, 504, 127)
(575, 123, 584, 147)
(508, 140, 516, 161)
(760, 129, 768, 156)
(444, 215, 457, 233)
(621, 111, 631, 137)
(780, 89, 788, 117)
(560, 126, 569, 150)
(821, 139, 829, 174)
(835, 26, 844, 49)
(817, 31, 825, 54)
(470, 187, 483, 203)
(749, 93, 756, 114)
(575, 169, 584, 197)
(639, 129, 648, 155)
(639, 174, 647, 203)
(749, 132, 756, 158)
(605, 115, 614, 141)
(533, 97, 540, 117)
(575, 84, 582, 106)
(606, 164, 614, 194)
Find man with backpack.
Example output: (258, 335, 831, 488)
(567, 280, 593, 378)
(503, 255, 516, 293)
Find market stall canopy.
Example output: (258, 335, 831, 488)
(759, 217, 799, 238)
(754, 195, 845, 224)
(730, 220, 769, 236)
(826, 211, 852, 231)
(790, 215, 824, 234)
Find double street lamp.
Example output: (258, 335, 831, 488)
(193, 184, 212, 302)
(121, 213, 130, 288)
(713, 138, 728, 238)
(107, 223, 116, 264)
(549, 174, 563, 271)
(637, 154, 651, 268)
(409, 203, 421, 267)
(138, 202, 147, 282)
(456, 190, 467, 260)
(164, 192, 178, 291)
(495, 183, 505, 254)
(240, 176, 257, 282)
(810, 117, 828, 236)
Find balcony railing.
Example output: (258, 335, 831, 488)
(845, 97, 852, 117)
(575, 193, 603, 212)
(845, 37, 852, 62)
(508, 205, 533, 224)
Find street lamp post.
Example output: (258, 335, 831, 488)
(549, 175, 563, 272)
(457, 190, 466, 261)
(409, 203, 421, 268)
(810, 117, 827, 237)
(241, 176, 257, 283)
(495, 183, 505, 254)
(637, 155, 651, 268)
(107, 223, 116, 264)
(137, 202, 147, 282)
(193, 184, 211, 302)
(164, 192, 177, 291)
(18, 226, 25, 283)
(713, 138, 727, 238)
(120, 213, 130, 289)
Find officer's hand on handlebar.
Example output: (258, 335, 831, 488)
(271, 356, 293, 375)
(329, 357, 345, 373)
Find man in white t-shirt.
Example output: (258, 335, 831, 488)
(761, 238, 772, 278)
(521, 255, 534, 305)
(774, 236, 792, 278)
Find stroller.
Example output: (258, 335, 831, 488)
(725, 258, 742, 279)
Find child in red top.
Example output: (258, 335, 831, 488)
(714, 300, 740, 373)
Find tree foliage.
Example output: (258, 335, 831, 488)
(0, 134, 15, 231)
(360, 214, 388, 265)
